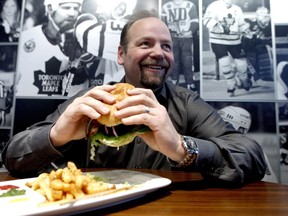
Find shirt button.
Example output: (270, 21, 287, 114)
(135, 137, 142, 144)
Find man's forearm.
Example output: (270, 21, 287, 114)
(2, 124, 62, 176)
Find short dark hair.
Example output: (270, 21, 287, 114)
(120, 10, 158, 53)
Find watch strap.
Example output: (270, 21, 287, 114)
(168, 135, 198, 168)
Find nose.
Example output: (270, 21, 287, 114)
(150, 44, 165, 59)
(68, 8, 78, 16)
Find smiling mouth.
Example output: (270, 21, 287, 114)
(141, 65, 167, 74)
(141, 62, 169, 69)
(140, 58, 169, 72)
(146, 65, 165, 70)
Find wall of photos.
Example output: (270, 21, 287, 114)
(0, 0, 287, 184)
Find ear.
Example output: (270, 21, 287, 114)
(117, 46, 124, 65)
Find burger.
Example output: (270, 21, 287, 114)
(87, 83, 151, 147)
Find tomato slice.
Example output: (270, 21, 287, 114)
(0, 185, 19, 190)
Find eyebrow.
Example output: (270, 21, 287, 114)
(137, 35, 172, 43)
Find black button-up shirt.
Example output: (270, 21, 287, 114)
(2, 81, 266, 184)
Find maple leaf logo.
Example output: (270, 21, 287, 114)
(33, 57, 66, 96)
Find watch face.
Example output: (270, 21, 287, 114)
(177, 136, 198, 168)
(182, 136, 198, 154)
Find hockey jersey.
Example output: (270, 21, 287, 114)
(75, 19, 125, 62)
(162, 0, 198, 37)
(203, 0, 248, 45)
(16, 26, 89, 97)
(242, 18, 272, 51)
(75, 18, 125, 85)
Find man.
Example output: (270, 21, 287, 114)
(241, 6, 273, 82)
(203, 0, 252, 97)
(16, 0, 92, 97)
(2, 11, 266, 186)
(161, 0, 199, 91)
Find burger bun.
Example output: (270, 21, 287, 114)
(97, 83, 135, 126)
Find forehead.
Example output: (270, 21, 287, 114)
(4, 0, 16, 6)
(58, 2, 81, 8)
(128, 17, 172, 42)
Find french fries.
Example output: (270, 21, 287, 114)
(25, 162, 131, 205)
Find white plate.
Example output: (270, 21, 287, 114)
(0, 170, 171, 216)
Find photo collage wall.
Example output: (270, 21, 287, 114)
(0, 0, 287, 184)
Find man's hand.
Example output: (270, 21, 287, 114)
(114, 88, 185, 163)
(50, 85, 116, 147)
(212, 23, 224, 33)
(2, 20, 10, 34)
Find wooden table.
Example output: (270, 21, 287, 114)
(1, 169, 288, 215)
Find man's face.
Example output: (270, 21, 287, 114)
(118, 17, 174, 89)
(52, 3, 81, 32)
(257, 10, 270, 27)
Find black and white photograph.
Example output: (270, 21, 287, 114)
(275, 24, 288, 100)
(278, 102, 288, 184)
(0, 128, 10, 167)
(15, 0, 159, 98)
(161, 0, 200, 92)
(0, 0, 22, 43)
(202, 0, 274, 100)
(0, 45, 17, 127)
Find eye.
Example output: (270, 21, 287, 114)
(162, 44, 172, 52)
(140, 41, 150, 47)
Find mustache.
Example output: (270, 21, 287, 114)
(140, 58, 170, 68)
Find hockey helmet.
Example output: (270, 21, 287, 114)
(96, 0, 137, 20)
(44, 0, 83, 12)
(218, 106, 251, 134)
(256, 7, 270, 27)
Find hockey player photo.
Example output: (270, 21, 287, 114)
(16, 0, 91, 97)
(275, 24, 288, 100)
(15, 0, 159, 97)
(202, 0, 274, 100)
(161, 0, 199, 92)
(0, 45, 16, 127)
(241, 6, 273, 82)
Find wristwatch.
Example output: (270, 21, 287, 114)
(168, 135, 198, 168)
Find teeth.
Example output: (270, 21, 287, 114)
(148, 65, 162, 69)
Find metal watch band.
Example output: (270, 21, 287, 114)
(168, 135, 199, 168)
